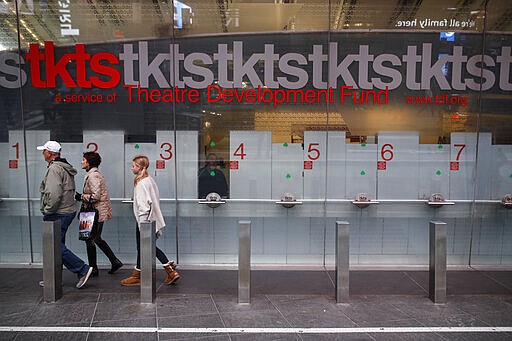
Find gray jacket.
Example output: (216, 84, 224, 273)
(39, 158, 77, 215)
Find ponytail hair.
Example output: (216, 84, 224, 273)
(133, 155, 150, 186)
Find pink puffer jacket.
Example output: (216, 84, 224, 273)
(81, 167, 113, 222)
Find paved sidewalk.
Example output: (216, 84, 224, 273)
(0, 267, 511, 340)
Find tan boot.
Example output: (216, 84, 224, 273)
(120, 268, 140, 286)
(168, 261, 177, 271)
(163, 263, 180, 285)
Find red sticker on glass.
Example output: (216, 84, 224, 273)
(377, 161, 387, 170)
(9, 160, 18, 169)
(450, 162, 459, 171)
(304, 161, 313, 170)
(156, 160, 165, 169)
(230, 161, 239, 170)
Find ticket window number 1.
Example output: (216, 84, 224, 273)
(9, 142, 20, 169)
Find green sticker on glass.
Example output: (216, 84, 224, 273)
(283, 143, 288, 147)
(438, 145, 443, 149)
(361, 142, 366, 147)
(286, 173, 291, 179)
(436, 170, 442, 175)
(360, 170, 366, 176)
(210, 171, 215, 177)
(134, 144, 140, 149)
(210, 141, 216, 147)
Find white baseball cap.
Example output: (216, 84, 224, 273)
(36, 141, 62, 153)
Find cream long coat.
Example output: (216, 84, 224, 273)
(82, 167, 113, 222)
(133, 176, 165, 233)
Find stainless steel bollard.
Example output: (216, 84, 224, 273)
(140, 221, 156, 304)
(335, 221, 350, 303)
(42, 220, 62, 302)
(238, 220, 251, 304)
(429, 221, 447, 304)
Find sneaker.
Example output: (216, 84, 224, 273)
(76, 267, 93, 289)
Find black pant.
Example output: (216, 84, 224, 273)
(86, 222, 118, 268)
(135, 224, 169, 269)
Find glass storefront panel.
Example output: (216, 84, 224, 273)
(0, 0, 510, 267)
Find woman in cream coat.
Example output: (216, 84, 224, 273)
(121, 155, 180, 286)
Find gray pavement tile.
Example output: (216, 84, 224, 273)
(376, 333, 447, 340)
(24, 302, 96, 327)
(92, 301, 156, 326)
(87, 332, 158, 341)
(0, 332, 18, 341)
(448, 295, 512, 314)
(391, 300, 488, 327)
(334, 301, 416, 325)
(220, 309, 291, 328)
(0, 303, 38, 326)
(167, 270, 237, 295)
(10, 331, 88, 341)
(158, 312, 225, 328)
(252, 271, 334, 295)
(0, 292, 41, 306)
(97, 292, 140, 303)
(300, 334, 373, 340)
(483, 271, 512, 290)
(434, 332, 512, 340)
(229, 333, 302, 341)
(462, 311, 512, 327)
(445, 272, 512, 295)
(159, 334, 231, 341)
(348, 271, 427, 296)
(212, 294, 277, 313)
(47, 292, 99, 305)
(156, 294, 217, 317)
(92, 317, 156, 328)
(266, 295, 357, 328)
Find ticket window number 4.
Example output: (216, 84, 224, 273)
(230, 143, 247, 169)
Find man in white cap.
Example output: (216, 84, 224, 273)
(37, 140, 93, 288)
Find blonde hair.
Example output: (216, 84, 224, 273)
(133, 155, 150, 186)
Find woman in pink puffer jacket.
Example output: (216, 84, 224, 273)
(77, 152, 123, 276)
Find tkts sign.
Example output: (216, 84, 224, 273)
(0, 40, 511, 91)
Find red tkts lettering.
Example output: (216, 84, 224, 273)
(25, 41, 120, 89)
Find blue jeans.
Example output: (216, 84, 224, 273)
(43, 212, 89, 278)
